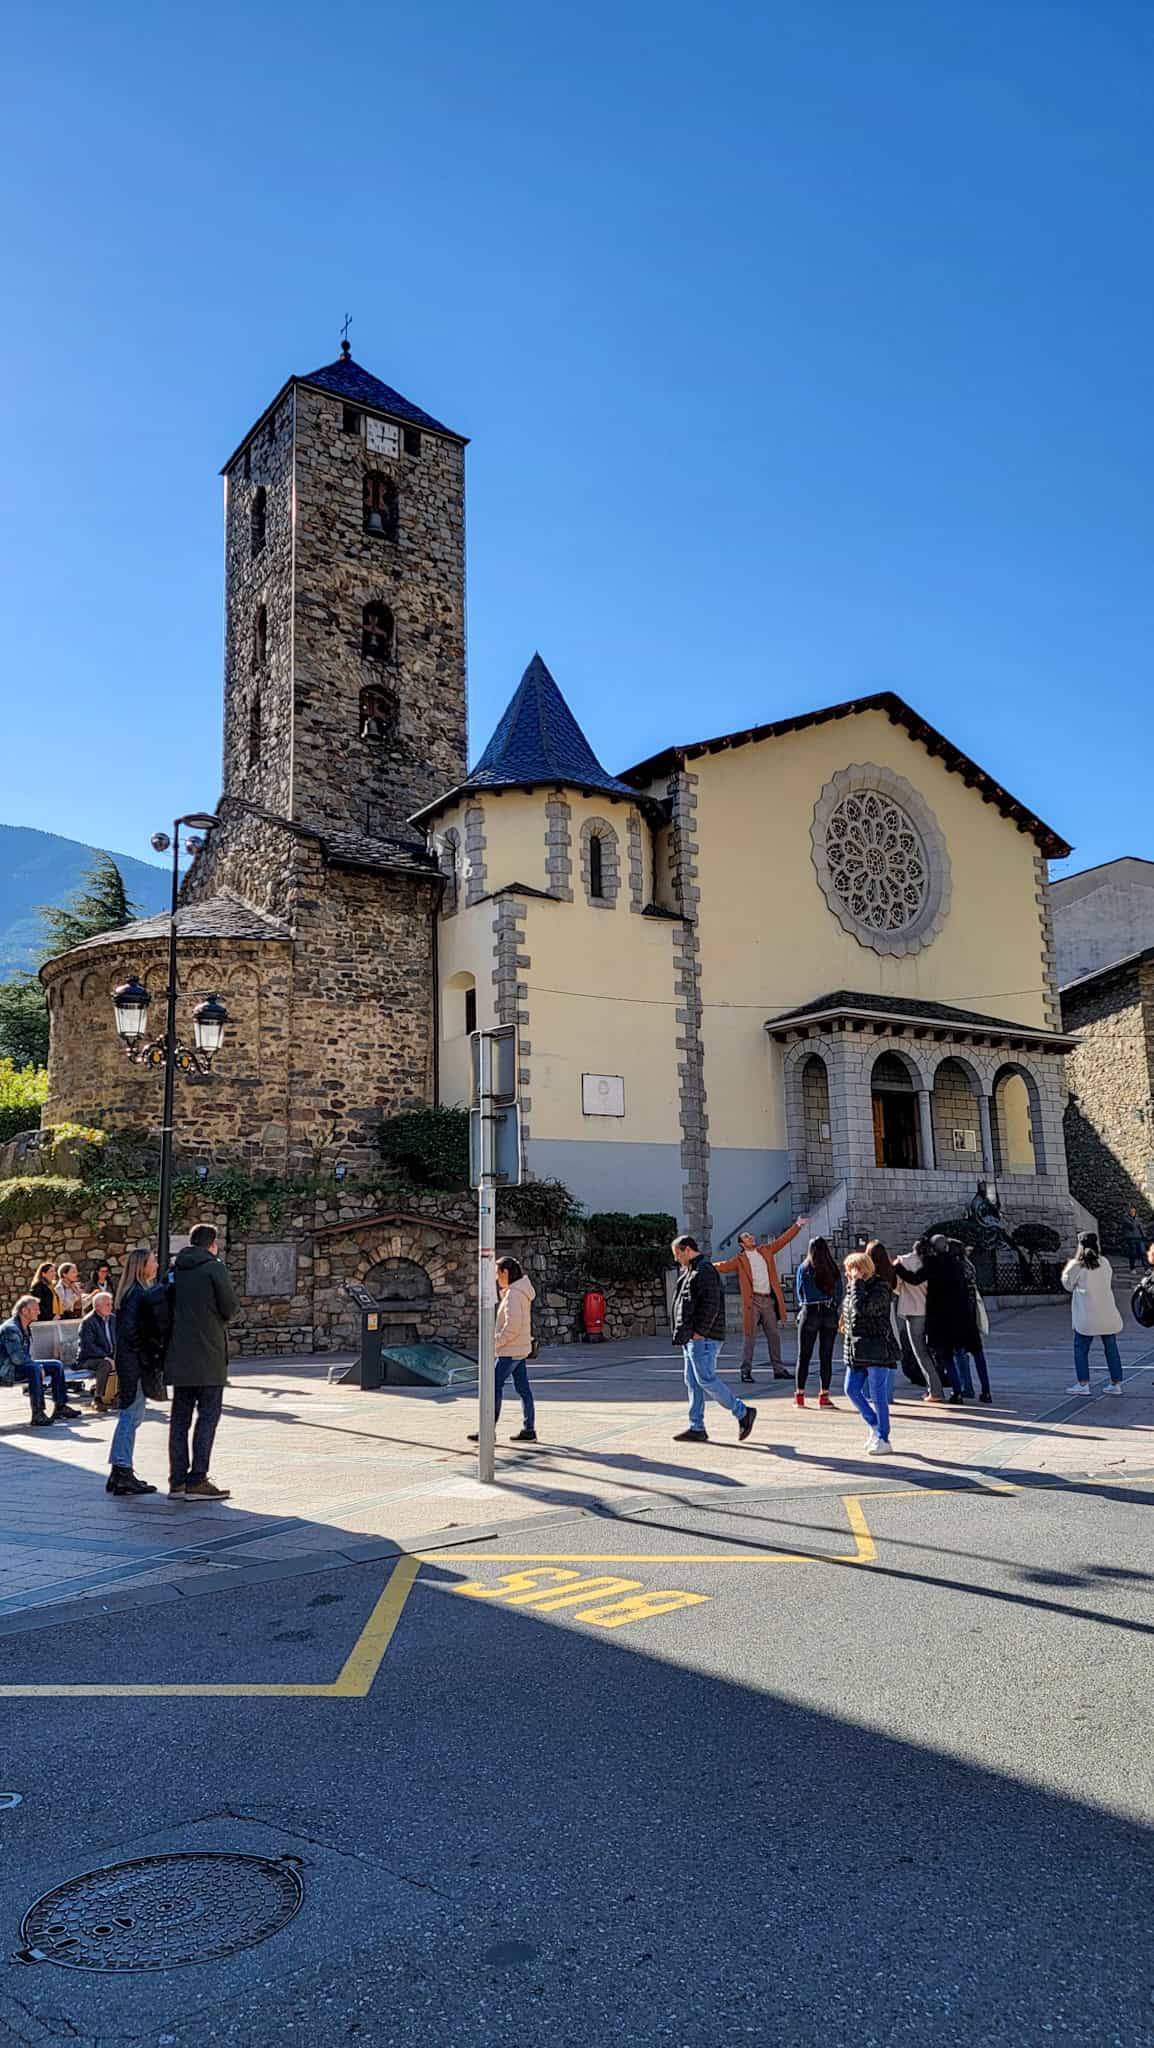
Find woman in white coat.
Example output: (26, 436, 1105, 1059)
(1061, 1232, 1124, 1395)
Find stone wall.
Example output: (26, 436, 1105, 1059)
(1062, 958, 1154, 1244)
(0, 1185, 670, 1357)
(930, 1061, 981, 1166)
(222, 392, 295, 817)
(290, 384, 467, 841)
(40, 934, 295, 1167)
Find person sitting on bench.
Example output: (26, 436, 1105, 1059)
(0, 1294, 82, 1427)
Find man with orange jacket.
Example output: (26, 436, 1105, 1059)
(716, 1219, 808, 1383)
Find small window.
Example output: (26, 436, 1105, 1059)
(403, 426, 422, 458)
(363, 472, 399, 541)
(343, 405, 361, 435)
(252, 603, 268, 669)
(589, 833, 605, 899)
(361, 601, 395, 664)
(360, 684, 396, 740)
(248, 690, 262, 767)
(464, 986, 477, 1035)
(251, 485, 267, 555)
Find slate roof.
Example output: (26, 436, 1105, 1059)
(411, 654, 640, 823)
(42, 892, 291, 966)
(623, 690, 1071, 860)
(766, 990, 1074, 1046)
(297, 351, 460, 439)
(220, 346, 464, 471)
(321, 829, 438, 877)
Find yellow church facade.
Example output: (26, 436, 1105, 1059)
(422, 661, 1076, 1258)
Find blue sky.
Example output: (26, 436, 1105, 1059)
(3, 0, 1151, 881)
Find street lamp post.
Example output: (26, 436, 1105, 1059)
(111, 812, 225, 1276)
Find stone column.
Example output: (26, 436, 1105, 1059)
(917, 1088, 936, 1171)
(978, 1093, 995, 1177)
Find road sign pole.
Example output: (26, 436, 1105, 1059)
(476, 1032, 497, 1485)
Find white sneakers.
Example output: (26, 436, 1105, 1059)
(1065, 1381, 1092, 1395)
(866, 1432, 893, 1456)
(1106, 1381, 1124, 1397)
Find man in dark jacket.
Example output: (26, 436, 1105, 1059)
(77, 1291, 117, 1409)
(670, 1234, 757, 1445)
(166, 1225, 239, 1500)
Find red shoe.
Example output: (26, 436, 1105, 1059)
(818, 1391, 834, 1409)
(794, 1390, 805, 1408)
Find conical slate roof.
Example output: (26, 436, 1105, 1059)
(466, 654, 636, 800)
(299, 351, 460, 439)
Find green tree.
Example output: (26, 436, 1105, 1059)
(37, 853, 140, 961)
(0, 1058, 48, 1143)
(0, 975, 49, 1069)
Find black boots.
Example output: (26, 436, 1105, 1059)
(106, 1466, 158, 1496)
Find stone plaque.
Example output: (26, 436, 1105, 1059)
(246, 1243, 298, 1298)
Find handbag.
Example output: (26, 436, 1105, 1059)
(976, 1293, 990, 1337)
(141, 1365, 167, 1403)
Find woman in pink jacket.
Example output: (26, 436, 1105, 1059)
(470, 1257, 538, 1445)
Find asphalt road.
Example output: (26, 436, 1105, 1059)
(1, 1477, 1152, 2047)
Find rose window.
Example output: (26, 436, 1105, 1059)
(824, 791, 928, 935)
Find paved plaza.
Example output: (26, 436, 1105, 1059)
(1, 1295, 1152, 1627)
(2, 1295, 1153, 2046)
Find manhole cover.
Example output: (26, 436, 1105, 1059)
(18, 1852, 303, 1971)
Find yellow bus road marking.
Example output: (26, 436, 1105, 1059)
(0, 1554, 422, 1701)
(452, 1565, 709, 1630)
(433, 1486, 989, 1569)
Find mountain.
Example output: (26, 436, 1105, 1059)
(0, 824, 169, 979)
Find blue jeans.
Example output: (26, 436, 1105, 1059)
(683, 1338, 747, 1431)
(109, 1381, 146, 1467)
(17, 1359, 67, 1415)
(1073, 1331, 1123, 1384)
(844, 1365, 894, 1442)
(495, 1354, 534, 1429)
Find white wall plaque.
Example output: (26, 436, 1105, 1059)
(582, 1073, 625, 1117)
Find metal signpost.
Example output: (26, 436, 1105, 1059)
(470, 1026, 522, 1485)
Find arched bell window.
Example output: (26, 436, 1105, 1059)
(361, 601, 395, 664)
(360, 685, 396, 741)
(363, 473, 399, 541)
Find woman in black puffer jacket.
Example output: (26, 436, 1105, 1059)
(842, 1250, 899, 1455)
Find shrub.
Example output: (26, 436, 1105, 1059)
(1012, 1222, 1061, 1255)
(377, 1106, 469, 1188)
(0, 1061, 48, 1145)
(0, 1175, 88, 1230)
(925, 1216, 983, 1248)
(579, 1242, 673, 1283)
(501, 1178, 582, 1230)
(586, 1211, 676, 1247)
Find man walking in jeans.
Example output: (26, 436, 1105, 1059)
(670, 1234, 757, 1445)
(166, 1224, 238, 1501)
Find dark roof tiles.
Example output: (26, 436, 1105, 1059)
(299, 354, 459, 439)
(767, 989, 1072, 1042)
(45, 892, 291, 961)
(415, 655, 637, 822)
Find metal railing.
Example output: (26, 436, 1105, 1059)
(717, 1181, 792, 1252)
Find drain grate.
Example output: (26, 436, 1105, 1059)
(18, 1852, 303, 1971)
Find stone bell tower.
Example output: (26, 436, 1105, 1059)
(219, 341, 468, 840)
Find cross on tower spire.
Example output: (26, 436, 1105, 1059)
(340, 313, 352, 359)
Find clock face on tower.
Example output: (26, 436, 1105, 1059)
(366, 417, 400, 458)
